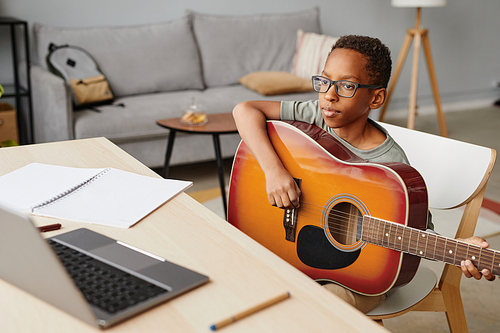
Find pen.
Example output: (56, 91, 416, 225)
(210, 291, 291, 331)
(38, 223, 62, 233)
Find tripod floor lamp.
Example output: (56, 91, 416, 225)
(378, 0, 448, 137)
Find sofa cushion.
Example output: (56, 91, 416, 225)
(239, 71, 313, 96)
(292, 29, 339, 79)
(33, 17, 204, 97)
(190, 8, 321, 88)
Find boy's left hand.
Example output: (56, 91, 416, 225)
(457, 236, 496, 281)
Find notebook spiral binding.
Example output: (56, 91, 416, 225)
(30, 167, 112, 213)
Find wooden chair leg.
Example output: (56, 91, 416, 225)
(440, 266, 468, 333)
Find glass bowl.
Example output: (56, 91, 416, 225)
(180, 98, 208, 125)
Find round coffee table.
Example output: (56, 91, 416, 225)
(156, 113, 238, 218)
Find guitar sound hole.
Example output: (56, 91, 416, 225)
(327, 202, 363, 245)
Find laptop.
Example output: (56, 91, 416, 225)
(0, 203, 209, 329)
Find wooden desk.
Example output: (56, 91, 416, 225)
(0, 138, 387, 333)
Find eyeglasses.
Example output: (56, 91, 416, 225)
(311, 76, 382, 98)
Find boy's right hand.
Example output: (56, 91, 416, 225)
(233, 100, 300, 209)
(265, 168, 301, 209)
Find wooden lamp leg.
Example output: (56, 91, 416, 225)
(422, 32, 448, 137)
(378, 32, 413, 122)
(379, 7, 448, 137)
(407, 29, 421, 130)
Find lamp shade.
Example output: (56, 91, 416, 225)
(392, 0, 446, 7)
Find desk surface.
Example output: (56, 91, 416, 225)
(0, 137, 387, 332)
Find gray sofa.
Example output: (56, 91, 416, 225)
(30, 9, 320, 168)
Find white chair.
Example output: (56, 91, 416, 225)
(365, 122, 497, 333)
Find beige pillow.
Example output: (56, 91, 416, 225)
(292, 29, 339, 79)
(239, 71, 313, 96)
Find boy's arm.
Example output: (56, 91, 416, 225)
(233, 101, 301, 208)
(458, 236, 496, 281)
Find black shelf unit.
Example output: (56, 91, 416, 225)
(0, 17, 33, 144)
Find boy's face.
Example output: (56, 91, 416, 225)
(319, 48, 379, 131)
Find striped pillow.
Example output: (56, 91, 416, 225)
(292, 30, 339, 79)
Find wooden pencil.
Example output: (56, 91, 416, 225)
(210, 291, 291, 331)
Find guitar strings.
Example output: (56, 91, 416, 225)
(289, 201, 367, 241)
(276, 196, 411, 242)
(294, 202, 434, 253)
(277, 202, 500, 272)
(299, 205, 359, 237)
(294, 203, 500, 268)
(292, 201, 413, 244)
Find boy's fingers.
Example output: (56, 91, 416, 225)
(294, 184, 302, 205)
(462, 261, 497, 281)
(268, 195, 279, 207)
(482, 269, 496, 281)
(279, 195, 291, 209)
(465, 260, 482, 280)
(460, 261, 472, 278)
(288, 190, 300, 208)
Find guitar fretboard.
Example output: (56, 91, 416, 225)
(361, 216, 500, 276)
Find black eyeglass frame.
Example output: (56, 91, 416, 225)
(311, 75, 382, 98)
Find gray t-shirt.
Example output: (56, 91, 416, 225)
(280, 100, 434, 230)
(280, 99, 409, 164)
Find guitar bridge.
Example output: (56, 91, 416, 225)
(283, 208, 299, 242)
(283, 178, 301, 242)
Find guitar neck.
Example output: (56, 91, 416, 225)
(361, 216, 500, 276)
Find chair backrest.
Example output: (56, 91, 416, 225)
(368, 123, 497, 326)
(379, 122, 496, 210)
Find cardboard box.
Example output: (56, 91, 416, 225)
(0, 103, 19, 144)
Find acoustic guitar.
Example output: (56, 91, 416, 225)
(227, 121, 499, 296)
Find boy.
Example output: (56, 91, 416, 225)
(233, 35, 495, 312)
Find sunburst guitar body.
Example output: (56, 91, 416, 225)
(227, 121, 429, 296)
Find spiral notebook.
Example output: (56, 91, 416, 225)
(0, 163, 192, 228)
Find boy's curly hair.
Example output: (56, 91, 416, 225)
(331, 35, 392, 88)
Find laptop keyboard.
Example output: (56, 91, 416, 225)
(47, 239, 168, 314)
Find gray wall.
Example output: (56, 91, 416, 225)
(1, 0, 499, 114)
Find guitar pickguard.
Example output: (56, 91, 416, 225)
(297, 225, 360, 269)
